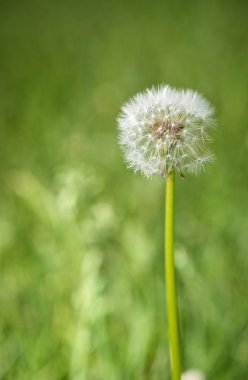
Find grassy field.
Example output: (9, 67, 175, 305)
(0, 0, 248, 379)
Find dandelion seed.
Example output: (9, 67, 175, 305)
(117, 84, 215, 178)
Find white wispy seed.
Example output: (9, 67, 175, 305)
(117, 85, 215, 178)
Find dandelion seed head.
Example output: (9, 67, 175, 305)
(181, 369, 206, 380)
(117, 84, 215, 178)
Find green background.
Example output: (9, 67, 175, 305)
(0, 0, 248, 379)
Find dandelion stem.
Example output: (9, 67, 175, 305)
(165, 171, 182, 380)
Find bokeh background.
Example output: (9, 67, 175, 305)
(0, 0, 248, 379)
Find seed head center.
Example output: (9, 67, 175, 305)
(152, 119, 184, 140)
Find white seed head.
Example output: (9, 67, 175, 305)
(117, 84, 215, 178)
(181, 369, 206, 380)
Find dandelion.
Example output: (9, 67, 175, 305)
(117, 84, 216, 380)
(181, 369, 206, 380)
(118, 85, 215, 178)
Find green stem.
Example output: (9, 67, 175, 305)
(165, 171, 182, 380)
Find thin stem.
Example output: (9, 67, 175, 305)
(165, 171, 182, 380)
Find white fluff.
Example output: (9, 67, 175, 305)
(117, 84, 215, 177)
(181, 369, 206, 380)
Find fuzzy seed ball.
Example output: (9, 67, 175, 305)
(117, 85, 215, 178)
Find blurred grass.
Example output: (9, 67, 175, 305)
(0, 0, 248, 379)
